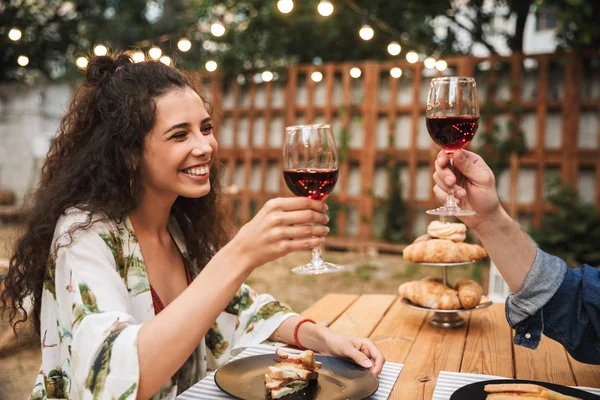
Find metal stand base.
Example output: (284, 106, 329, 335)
(429, 312, 466, 329)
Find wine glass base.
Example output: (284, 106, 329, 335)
(292, 262, 344, 275)
(426, 206, 475, 217)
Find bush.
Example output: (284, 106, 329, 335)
(529, 176, 600, 268)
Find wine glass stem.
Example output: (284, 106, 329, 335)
(445, 155, 458, 208)
(311, 245, 325, 268)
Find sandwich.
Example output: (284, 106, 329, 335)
(264, 348, 321, 399)
(484, 383, 581, 400)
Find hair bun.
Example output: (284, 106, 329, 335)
(85, 54, 133, 85)
(85, 55, 117, 85)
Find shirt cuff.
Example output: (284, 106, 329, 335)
(505, 248, 567, 327)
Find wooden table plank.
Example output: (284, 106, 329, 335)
(513, 334, 577, 385)
(460, 303, 514, 378)
(389, 312, 471, 400)
(300, 293, 358, 327)
(568, 353, 600, 388)
(328, 294, 396, 337)
(368, 298, 428, 364)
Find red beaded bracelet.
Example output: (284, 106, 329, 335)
(293, 318, 316, 350)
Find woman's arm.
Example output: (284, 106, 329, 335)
(137, 197, 329, 399)
(269, 316, 385, 375)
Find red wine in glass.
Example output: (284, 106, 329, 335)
(426, 116, 479, 152)
(283, 169, 338, 201)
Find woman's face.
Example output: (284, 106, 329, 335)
(139, 87, 218, 201)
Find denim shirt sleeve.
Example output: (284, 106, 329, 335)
(505, 248, 600, 364)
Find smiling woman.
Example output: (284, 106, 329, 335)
(0, 53, 385, 400)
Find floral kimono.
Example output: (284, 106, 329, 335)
(30, 208, 297, 400)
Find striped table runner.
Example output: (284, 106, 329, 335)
(432, 371, 600, 400)
(177, 344, 403, 399)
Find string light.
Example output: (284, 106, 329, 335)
(261, 71, 274, 82)
(177, 38, 192, 52)
(387, 41, 401, 56)
(359, 13, 374, 41)
(17, 55, 29, 67)
(349, 67, 361, 78)
(311, 71, 323, 82)
(93, 45, 108, 56)
(277, 0, 294, 14)
(205, 60, 218, 72)
(132, 51, 145, 63)
(148, 46, 162, 60)
(424, 57, 436, 69)
(159, 55, 172, 65)
(435, 60, 448, 71)
(390, 67, 402, 78)
(406, 51, 419, 64)
(210, 19, 226, 37)
(76, 57, 88, 70)
(8, 28, 22, 41)
(317, 0, 334, 17)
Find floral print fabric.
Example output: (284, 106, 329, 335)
(30, 208, 297, 399)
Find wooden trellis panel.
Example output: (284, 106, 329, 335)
(192, 50, 600, 245)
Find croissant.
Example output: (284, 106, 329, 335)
(455, 279, 483, 309)
(403, 239, 487, 263)
(398, 278, 461, 310)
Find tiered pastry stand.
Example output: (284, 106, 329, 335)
(401, 260, 492, 329)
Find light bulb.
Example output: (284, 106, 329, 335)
(390, 67, 402, 78)
(349, 67, 361, 78)
(359, 24, 374, 41)
(205, 60, 218, 72)
(406, 51, 419, 64)
(261, 71, 274, 82)
(277, 0, 294, 14)
(8, 28, 22, 41)
(211, 21, 226, 37)
(148, 47, 162, 60)
(177, 38, 192, 52)
(317, 0, 334, 16)
(387, 41, 401, 56)
(435, 60, 448, 71)
(424, 57, 437, 69)
(93, 45, 108, 56)
(76, 57, 88, 70)
(17, 55, 29, 67)
(311, 71, 323, 82)
(132, 51, 145, 63)
(159, 56, 172, 66)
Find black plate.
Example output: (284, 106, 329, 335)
(450, 379, 600, 400)
(214, 353, 379, 400)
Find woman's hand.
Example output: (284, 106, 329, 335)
(319, 329, 385, 375)
(433, 149, 502, 229)
(230, 197, 329, 271)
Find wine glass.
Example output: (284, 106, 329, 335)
(283, 124, 343, 274)
(426, 76, 479, 216)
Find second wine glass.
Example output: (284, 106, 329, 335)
(283, 124, 343, 274)
(426, 76, 479, 217)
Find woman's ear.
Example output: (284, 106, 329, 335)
(126, 156, 139, 172)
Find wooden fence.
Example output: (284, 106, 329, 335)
(192, 50, 600, 247)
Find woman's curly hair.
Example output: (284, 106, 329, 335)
(1, 53, 229, 335)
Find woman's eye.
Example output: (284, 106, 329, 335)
(170, 132, 187, 140)
(201, 124, 214, 135)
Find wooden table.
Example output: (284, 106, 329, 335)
(301, 294, 600, 400)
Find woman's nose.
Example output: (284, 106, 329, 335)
(190, 134, 214, 157)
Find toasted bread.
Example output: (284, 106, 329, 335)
(484, 383, 581, 400)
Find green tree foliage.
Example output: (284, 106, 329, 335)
(529, 176, 600, 268)
(2, 0, 599, 82)
(382, 162, 409, 243)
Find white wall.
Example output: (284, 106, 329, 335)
(0, 83, 73, 203)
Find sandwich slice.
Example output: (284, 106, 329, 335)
(264, 348, 322, 399)
(484, 383, 581, 400)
